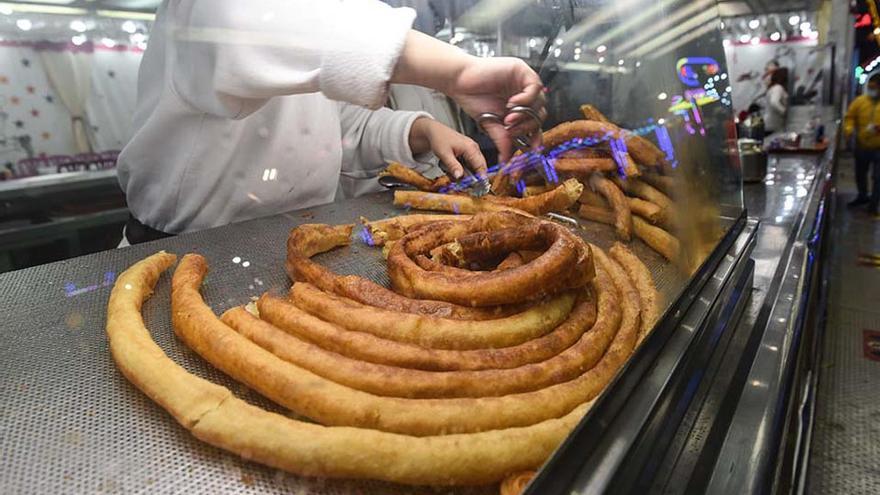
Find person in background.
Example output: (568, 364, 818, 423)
(117, 0, 545, 245)
(844, 73, 880, 214)
(762, 68, 789, 136)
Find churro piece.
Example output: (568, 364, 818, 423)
(633, 216, 680, 262)
(379, 161, 451, 192)
(579, 104, 611, 123)
(258, 290, 593, 372)
(589, 173, 632, 241)
(610, 242, 661, 341)
(290, 282, 576, 350)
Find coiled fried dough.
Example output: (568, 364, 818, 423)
(259, 290, 594, 372)
(387, 213, 594, 306)
(172, 254, 631, 436)
(224, 288, 596, 398)
(286, 219, 523, 320)
(108, 252, 592, 486)
(610, 242, 661, 341)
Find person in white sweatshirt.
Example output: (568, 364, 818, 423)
(117, 0, 545, 244)
(763, 68, 789, 135)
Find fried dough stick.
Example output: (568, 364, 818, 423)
(576, 205, 680, 262)
(379, 161, 451, 192)
(258, 290, 592, 372)
(394, 178, 582, 216)
(609, 242, 661, 341)
(107, 252, 592, 486)
(579, 187, 664, 225)
(589, 173, 632, 241)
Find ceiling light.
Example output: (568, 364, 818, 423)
(16, 19, 32, 31)
(788, 15, 800, 26)
(739, 34, 751, 43)
(553, 48, 561, 57)
(69, 19, 86, 32)
(658, 118, 666, 125)
(555, 38, 563, 45)
(0, 5, 11, 15)
(770, 32, 781, 41)
(96, 10, 155, 21)
(874, 27, 880, 36)
(618, 59, 625, 65)
(800, 22, 811, 31)
(635, 61, 641, 67)
(101, 37, 116, 48)
(598, 56, 605, 63)
(122, 20, 137, 34)
(657, 92, 668, 100)
(596, 44, 607, 53)
(130, 32, 146, 44)
(808, 31, 818, 40)
(71, 34, 87, 46)
(528, 38, 537, 48)
(720, 21, 725, 29)
(750, 36, 760, 45)
(748, 19, 760, 29)
(573, 53, 580, 60)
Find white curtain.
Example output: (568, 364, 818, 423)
(39, 50, 93, 153)
(87, 49, 142, 151)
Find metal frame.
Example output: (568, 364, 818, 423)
(527, 211, 756, 494)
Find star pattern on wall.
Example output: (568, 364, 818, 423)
(41, 131, 51, 140)
(107, 70, 116, 78)
(20, 58, 30, 68)
(10, 96, 20, 105)
(14, 120, 24, 129)
(26, 85, 35, 94)
(0, 75, 8, 84)
(30, 109, 39, 117)
(44, 95, 54, 103)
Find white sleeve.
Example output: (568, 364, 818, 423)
(338, 102, 433, 174)
(167, 0, 416, 119)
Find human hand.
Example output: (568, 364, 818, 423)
(408, 117, 487, 180)
(445, 56, 546, 163)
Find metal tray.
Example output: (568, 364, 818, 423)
(0, 192, 688, 494)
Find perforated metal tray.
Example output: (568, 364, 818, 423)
(0, 192, 687, 494)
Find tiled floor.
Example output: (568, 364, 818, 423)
(808, 157, 880, 494)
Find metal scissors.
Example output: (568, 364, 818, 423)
(476, 105, 543, 152)
(477, 105, 547, 186)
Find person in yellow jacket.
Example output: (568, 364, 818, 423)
(844, 74, 880, 214)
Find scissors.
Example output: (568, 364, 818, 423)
(477, 105, 547, 187)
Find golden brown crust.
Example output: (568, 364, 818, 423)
(107, 252, 593, 486)
(394, 179, 580, 217)
(290, 282, 576, 350)
(577, 204, 616, 226)
(259, 290, 595, 372)
(633, 216, 680, 262)
(554, 157, 617, 176)
(638, 172, 675, 196)
(225, 289, 597, 398)
(481, 178, 583, 214)
(609, 242, 661, 341)
(379, 162, 451, 192)
(286, 218, 521, 320)
(579, 104, 611, 123)
(589, 173, 632, 241)
(500, 471, 536, 495)
(172, 254, 626, 436)
(386, 213, 594, 306)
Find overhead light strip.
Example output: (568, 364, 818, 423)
(623, 7, 718, 58)
(614, 0, 714, 54)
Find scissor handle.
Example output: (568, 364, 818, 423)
(476, 108, 540, 152)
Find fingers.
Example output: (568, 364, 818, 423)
(507, 82, 544, 110)
(483, 122, 515, 164)
(436, 151, 465, 180)
(459, 139, 488, 178)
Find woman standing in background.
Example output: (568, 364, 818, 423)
(763, 68, 789, 135)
